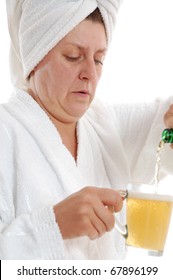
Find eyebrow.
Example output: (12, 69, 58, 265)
(65, 42, 108, 54)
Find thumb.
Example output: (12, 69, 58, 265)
(98, 188, 124, 212)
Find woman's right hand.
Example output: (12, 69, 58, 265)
(53, 186, 123, 240)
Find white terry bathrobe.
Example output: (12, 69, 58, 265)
(0, 88, 173, 259)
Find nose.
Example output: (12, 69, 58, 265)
(79, 58, 98, 82)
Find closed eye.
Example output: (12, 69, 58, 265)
(65, 56, 81, 62)
(65, 56, 104, 66)
(95, 59, 103, 66)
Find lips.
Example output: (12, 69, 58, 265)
(73, 90, 90, 96)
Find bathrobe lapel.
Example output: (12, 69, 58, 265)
(6, 90, 84, 194)
(6, 90, 109, 196)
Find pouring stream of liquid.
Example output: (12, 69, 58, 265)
(154, 140, 165, 191)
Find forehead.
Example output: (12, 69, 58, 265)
(58, 19, 107, 51)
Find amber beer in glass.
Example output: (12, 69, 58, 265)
(126, 191, 173, 255)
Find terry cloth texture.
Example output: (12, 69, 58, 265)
(6, 0, 121, 88)
(0, 89, 173, 259)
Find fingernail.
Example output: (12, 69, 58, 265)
(118, 190, 128, 199)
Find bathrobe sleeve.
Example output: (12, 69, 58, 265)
(0, 124, 65, 260)
(89, 96, 173, 185)
(110, 97, 173, 183)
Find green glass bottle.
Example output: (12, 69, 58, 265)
(162, 128, 173, 143)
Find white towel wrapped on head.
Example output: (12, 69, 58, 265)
(6, 0, 122, 88)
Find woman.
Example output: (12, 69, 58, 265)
(0, 0, 173, 259)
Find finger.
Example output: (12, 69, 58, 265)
(74, 197, 108, 239)
(90, 212, 107, 238)
(80, 188, 116, 235)
(86, 219, 100, 240)
(107, 205, 115, 213)
(164, 105, 173, 127)
(83, 206, 107, 239)
(92, 199, 115, 232)
(118, 189, 128, 200)
(107, 191, 127, 212)
(98, 188, 124, 212)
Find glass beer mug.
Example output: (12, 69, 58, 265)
(114, 184, 173, 256)
(113, 129, 173, 256)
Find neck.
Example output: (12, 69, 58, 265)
(54, 119, 78, 161)
(44, 110, 78, 160)
(42, 109, 78, 160)
(50, 115, 77, 138)
(27, 87, 78, 160)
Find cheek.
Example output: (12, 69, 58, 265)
(52, 63, 77, 85)
(97, 67, 103, 80)
(46, 65, 77, 100)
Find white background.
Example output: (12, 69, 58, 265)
(0, 0, 173, 263)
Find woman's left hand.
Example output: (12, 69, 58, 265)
(164, 104, 173, 128)
(164, 104, 173, 148)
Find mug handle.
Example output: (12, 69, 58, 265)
(108, 190, 128, 239)
(114, 215, 128, 239)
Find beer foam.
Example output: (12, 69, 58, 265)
(128, 191, 173, 202)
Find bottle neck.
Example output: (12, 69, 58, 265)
(162, 128, 173, 143)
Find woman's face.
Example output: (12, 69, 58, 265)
(30, 19, 107, 123)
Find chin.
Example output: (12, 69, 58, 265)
(69, 104, 90, 119)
